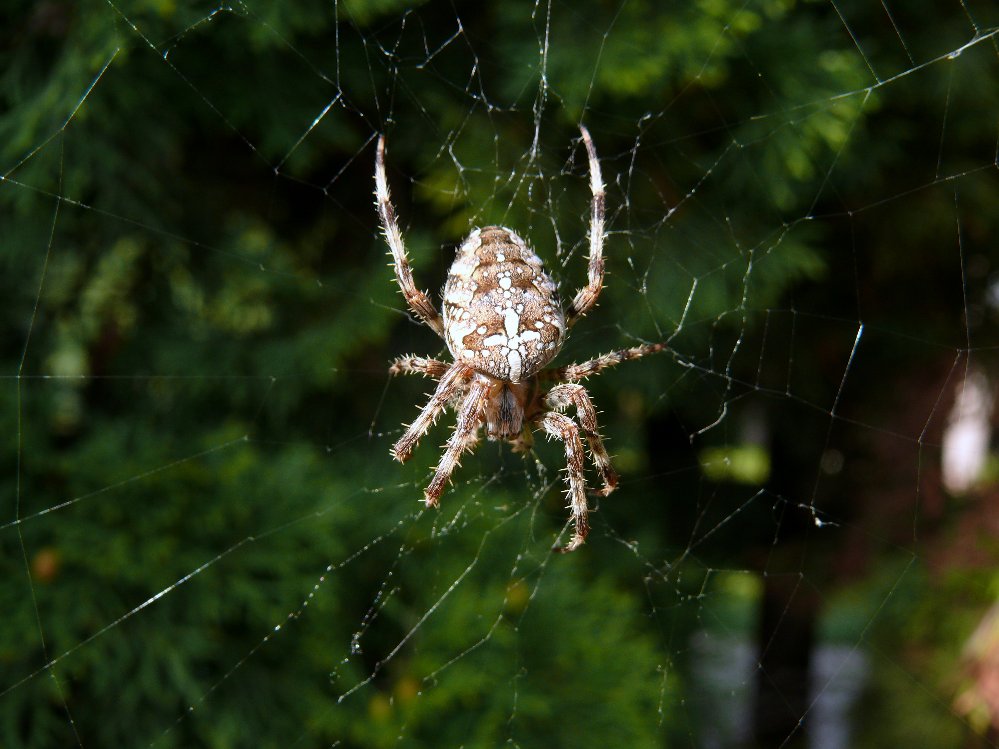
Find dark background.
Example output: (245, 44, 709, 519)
(3, 1, 999, 747)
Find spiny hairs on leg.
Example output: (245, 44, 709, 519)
(544, 342, 667, 382)
(389, 355, 449, 379)
(375, 136, 446, 338)
(545, 383, 618, 496)
(424, 379, 489, 506)
(567, 124, 606, 326)
(541, 411, 590, 553)
(392, 363, 472, 463)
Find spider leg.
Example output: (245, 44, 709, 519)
(540, 412, 590, 553)
(375, 136, 446, 338)
(567, 125, 606, 326)
(543, 342, 667, 382)
(545, 383, 618, 496)
(392, 363, 473, 463)
(424, 378, 489, 506)
(389, 355, 449, 379)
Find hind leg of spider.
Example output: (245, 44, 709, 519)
(567, 125, 606, 326)
(375, 136, 445, 338)
(424, 378, 489, 506)
(540, 412, 590, 553)
(545, 383, 617, 496)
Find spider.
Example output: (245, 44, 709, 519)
(376, 126, 664, 552)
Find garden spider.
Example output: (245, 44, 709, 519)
(376, 126, 664, 552)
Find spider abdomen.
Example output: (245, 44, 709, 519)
(442, 226, 566, 383)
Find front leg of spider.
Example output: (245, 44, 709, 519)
(545, 383, 618, 496)
(376, 127, 665, 551)
(390, 363, 473, 465)
(540, 411, 590, 552)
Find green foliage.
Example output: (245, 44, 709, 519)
(2, 0, 998, 746)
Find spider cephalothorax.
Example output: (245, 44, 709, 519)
(376, 126, 664, 552)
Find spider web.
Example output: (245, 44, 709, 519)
(3, 1, 999, 747)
